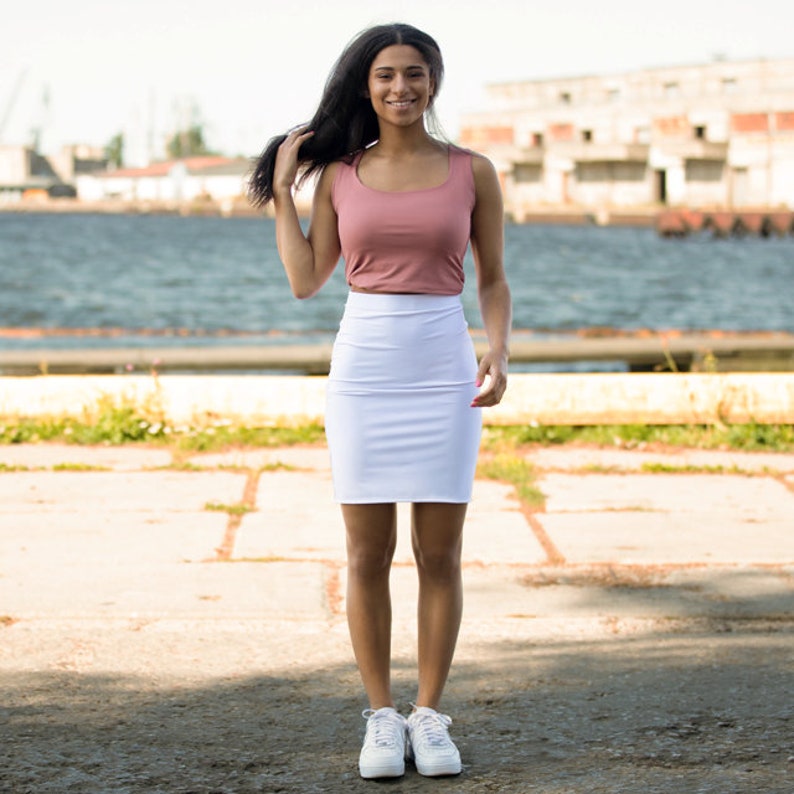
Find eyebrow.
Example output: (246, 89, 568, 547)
(372, 64, 428, 72)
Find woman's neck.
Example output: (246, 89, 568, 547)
(373, 122, 437, 157)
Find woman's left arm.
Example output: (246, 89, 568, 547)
(470, 154, 512, 408)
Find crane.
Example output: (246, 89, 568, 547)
(0, 68, 29, 142)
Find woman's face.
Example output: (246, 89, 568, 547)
(366, 44, 434, 128)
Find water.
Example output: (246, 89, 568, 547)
(1, 213, 792, 351)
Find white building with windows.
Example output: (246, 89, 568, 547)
(74, 156, 251, 208)
(458, 58, 794, 219)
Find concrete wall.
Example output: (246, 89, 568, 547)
(1, 374, 793, 427)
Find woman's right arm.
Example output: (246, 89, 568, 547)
(272, 128, 341, 299)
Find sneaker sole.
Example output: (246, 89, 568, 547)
(414, 759, 461, 777)
(407, 746, 461, 777)
(359, 761, 405, 779)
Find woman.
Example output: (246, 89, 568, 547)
(249, 22, 511, 780)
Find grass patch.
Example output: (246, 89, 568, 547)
(51, 462, 111, 472)
(478, 454, 545, 510)
(0, 463, 31, 472)
(173, 424, 325, 452)
(203, 501, 256, 516)
(640, 462, 736, 475)
(0, 400, 170, 446)
(0, 398, 325, 451)
(259, 462, 297, 472)
(482, 422, 794, 453)
(580, 464, 623, 474)
(162, 461, 207, 471)
(2, 398, 792, 454)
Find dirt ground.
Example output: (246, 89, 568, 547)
(2, 616, 792, 794)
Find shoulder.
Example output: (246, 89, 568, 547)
(316, 160, 345, 204)
(460, 151, 502, 217)
(470, 151, 498, 180)
(321, 151, 363, 190)
(320, 160, 343, 182)
(464, 151, 501, 203)
(449, 145, 498, 182)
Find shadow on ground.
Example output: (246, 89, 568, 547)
(2, 625, 792, 794)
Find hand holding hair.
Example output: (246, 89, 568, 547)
(272, 126, 315, 197)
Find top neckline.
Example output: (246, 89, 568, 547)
(353, 145, 454, 195)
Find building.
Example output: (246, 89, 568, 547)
(0, 143, 107, 203)
(74, 156, 251, 211)
(458, 58, 794, 219)
(50, 144, 108, 184)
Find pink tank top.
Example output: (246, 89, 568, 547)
(331, 145, 475, 295)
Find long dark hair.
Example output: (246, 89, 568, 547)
(247, 23, 445, 207)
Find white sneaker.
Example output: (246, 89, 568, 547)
(358, 706, 407, 779)
(406, 706, 462, 776)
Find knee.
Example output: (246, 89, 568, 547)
(347, 540, 395, 581)
(413, 544, 462, 581)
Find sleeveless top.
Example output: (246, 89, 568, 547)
(331, 145, 476, 295)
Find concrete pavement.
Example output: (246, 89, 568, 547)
(1, 441, 793, 626)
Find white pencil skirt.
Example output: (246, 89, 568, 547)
(325, 292, 482, 504)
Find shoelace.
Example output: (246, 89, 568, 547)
(410, 710, 454, 748)
(362, 709, 404, 748)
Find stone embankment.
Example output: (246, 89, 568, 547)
(657, 208, 794, 238)
(8, 197, 794, 234)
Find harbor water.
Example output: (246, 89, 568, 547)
(1, 213, 792, 353)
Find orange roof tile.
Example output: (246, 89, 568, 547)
(102, 156, 236, 179)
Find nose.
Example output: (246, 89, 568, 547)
(392, 73, 408, 94)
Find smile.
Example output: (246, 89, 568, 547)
(387, 99, 416, 108)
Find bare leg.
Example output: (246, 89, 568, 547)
(342, 503, 397, 710)
(411, 502, 468, 711)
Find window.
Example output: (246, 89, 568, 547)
(514, 163, 542, 183)
(576, 162, 646, 183)
(559, 91, 572, 105)
(685, 160, 723, 182)
(694, 125, 706, 140)
(581, 129, 593, 142)
(531, 132, 544, 147)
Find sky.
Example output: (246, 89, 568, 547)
(1, 0, 793, 163)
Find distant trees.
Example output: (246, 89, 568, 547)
(166, 124, 217, 159)
(105, 132, 124, 168)
(101, 101, 218, 167)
